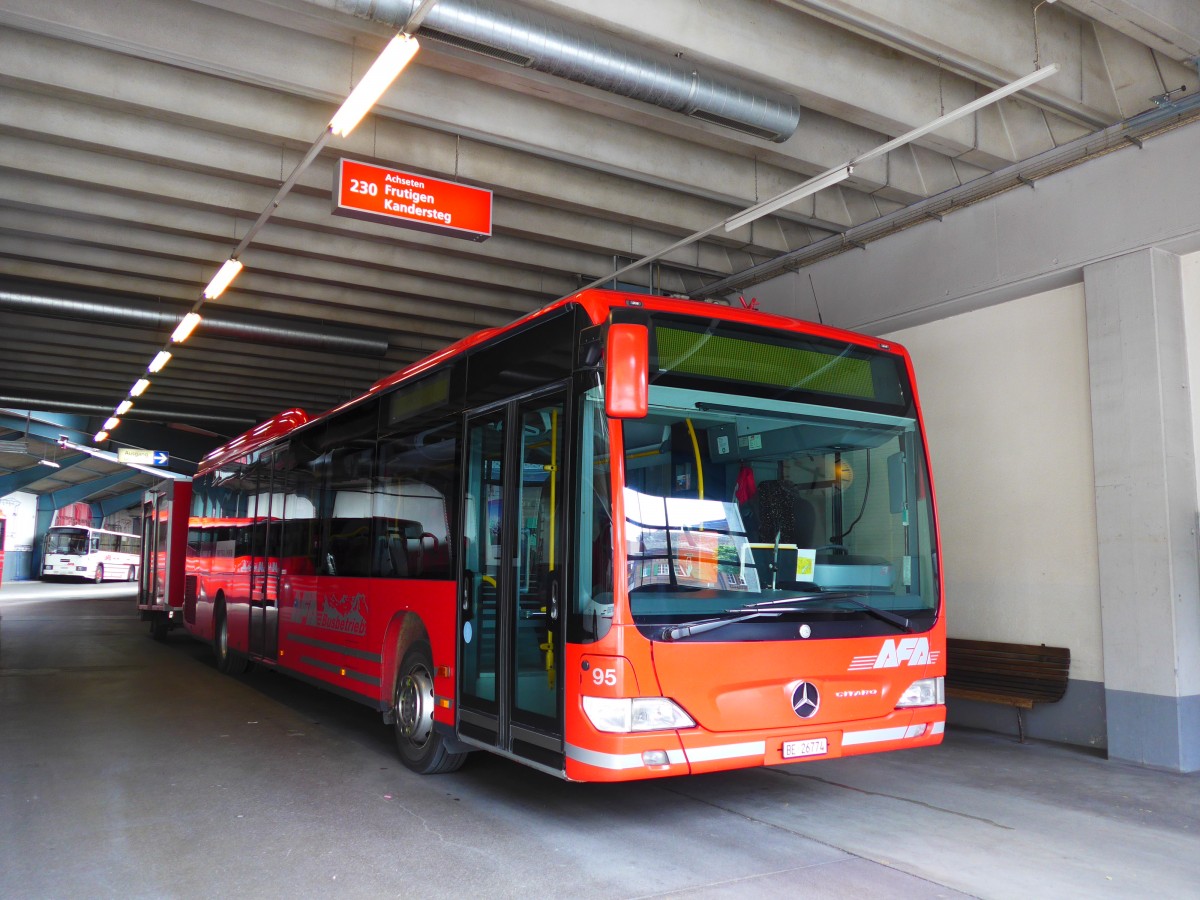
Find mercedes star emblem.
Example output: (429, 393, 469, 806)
(791, 681, 820, 719)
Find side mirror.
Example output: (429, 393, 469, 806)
(604, 324, 649, 419)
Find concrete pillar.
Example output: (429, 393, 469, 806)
(1084, 248, 1200, 771)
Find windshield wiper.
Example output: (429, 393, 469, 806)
(745, 591, 914, 633)
(657, 592, 914, 641)
(659, 610, 782, 641)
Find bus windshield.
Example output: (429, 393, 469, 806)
(622, 384, 937, 637)
(45, 528, 89, 555)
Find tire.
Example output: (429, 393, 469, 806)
(93, 564, 104, 584)
(393, 641, 468, 775)
(149, 612, 169, 642)
(214, 606, 247, 675)
(128, 565, 138, 583)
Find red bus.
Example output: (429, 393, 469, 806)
(142, 288, 944, 781)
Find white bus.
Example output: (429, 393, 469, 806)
(42, 526, 141, 582)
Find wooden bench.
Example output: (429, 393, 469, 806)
(945, 638, 1071, 742)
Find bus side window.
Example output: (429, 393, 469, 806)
(374, 419, 458, 580)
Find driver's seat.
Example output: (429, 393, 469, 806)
(755, 480, 816, 548)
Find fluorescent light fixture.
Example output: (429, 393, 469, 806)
(329, 33, 420, 137)
(171, 312, 202, 343)
(103, 417, 120, 431)
(725, 166, 854, 232)
(850, 65, 1061, 171)
(203, 259, 243, 299)
(38, 458, 61, 469)
(115, 400, 133, 416)
(724, 64, 1060, 235)
(149, 351, 172, 373)
(131, 378, 151, 397)
(94, 430, 109, 443)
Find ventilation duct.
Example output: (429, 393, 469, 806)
(0, 396, 257, 428)
(0, 283, 389, 357)
(315, 0, 801, 142)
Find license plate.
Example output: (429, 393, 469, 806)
(783, 738, 828, 759)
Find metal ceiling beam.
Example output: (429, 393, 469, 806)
(1063, 0, 1200, 61)
(0, 455, 89, 496)
(37, 469, 140, 510)
(92, 488, 146, 518)
(780, 0, 1117, 129)
(0, 396, 256, 429)
(0, 412, 88, 446)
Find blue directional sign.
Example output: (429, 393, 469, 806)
(153, 451, 169, 466)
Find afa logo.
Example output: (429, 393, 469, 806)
(848, 637, 939, 670)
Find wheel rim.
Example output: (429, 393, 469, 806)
(396, 664, 434, 749)
(94, 565, 103, 583)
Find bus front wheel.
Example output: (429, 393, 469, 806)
(93, 565, 104, 584)
(393, 641, 467, 775)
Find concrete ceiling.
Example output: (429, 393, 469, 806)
(1, 0, 1198, 504)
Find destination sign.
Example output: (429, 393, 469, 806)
(333, 159, 492, 242)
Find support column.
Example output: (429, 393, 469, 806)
(33, 494, 56, 576)
(1084, 248, 1200, 772)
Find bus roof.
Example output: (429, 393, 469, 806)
(199, 288, 907, 473)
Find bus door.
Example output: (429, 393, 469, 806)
(458, 390, 568, 771)
(248, 448, 284, 661)
(139, 493, 163, 606)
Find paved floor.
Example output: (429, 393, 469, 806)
(1, 582, 1197, 899)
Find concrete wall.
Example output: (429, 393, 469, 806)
(1, 490, 37, 582)
(885, 286, 1107, 748)
(885, 286, 1102, 671)
(746, 118, 1200, 768)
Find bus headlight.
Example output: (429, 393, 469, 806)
(896, 676, 944, 708)
(582, 696, 695, 733)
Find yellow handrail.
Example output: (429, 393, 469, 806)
(685, 418, 704, 500)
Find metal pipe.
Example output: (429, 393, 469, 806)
(0, 284, 389, 357)
(0, 397, 257, 427)
(696, 91, 1200, 296)
(313, 0, 801, 142)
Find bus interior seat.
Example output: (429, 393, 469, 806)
(380, 519, 424, 578)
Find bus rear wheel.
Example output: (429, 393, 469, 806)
(393, 641, 467, 775)
(214, 606, 247, 675)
